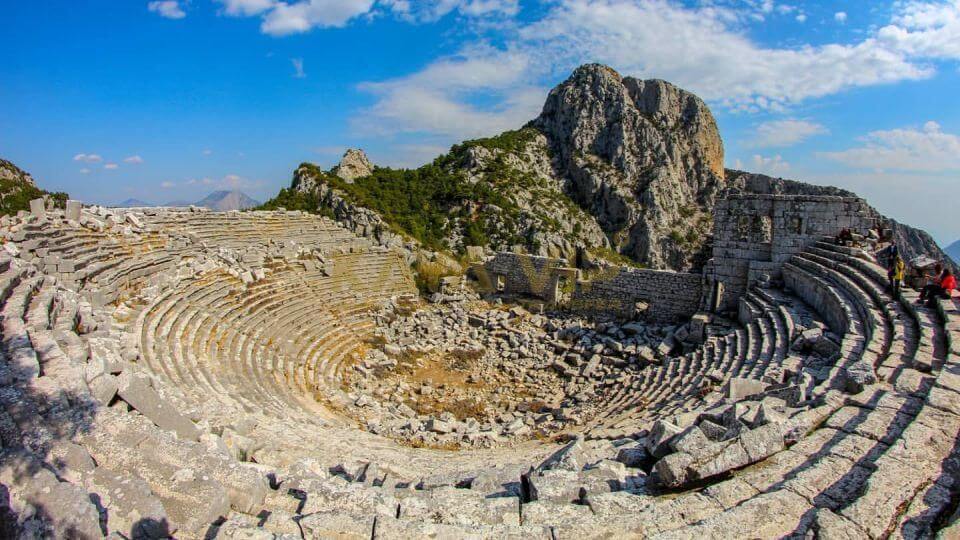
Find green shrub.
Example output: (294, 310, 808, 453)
(0, 179, 67, 217)
(413, 259, 459, 295)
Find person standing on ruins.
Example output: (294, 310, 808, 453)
(889, 255, 905, 296)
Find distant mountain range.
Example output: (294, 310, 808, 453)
(115, 198, 154, 208)
(946, 239, 960, 264)
(194, 190, 260, 211)
(113, 190, 260, 211)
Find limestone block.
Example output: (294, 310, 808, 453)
(532, 436, 583, 473)
(15, 467, 102, 539)
(88, 467, 171, 539)
(116, 371, 201, 441)
(527, 469, 581, 503)
(65, 200, 81, 221)
(29, 198, 46, 219)
(646, 419, 683, 458)
(726, 377, 768, 401)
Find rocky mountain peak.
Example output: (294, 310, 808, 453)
(531, 63, 725, 269)
(333, 149, 374, 182)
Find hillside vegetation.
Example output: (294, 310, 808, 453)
(0, 159, 68, 217)
(262, 128, 604, 257)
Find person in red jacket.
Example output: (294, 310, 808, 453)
(919, 265, 956, 307)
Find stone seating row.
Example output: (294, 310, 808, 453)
(133, 251, 416, 442)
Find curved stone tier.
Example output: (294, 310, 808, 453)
(1, 205, 958, 538)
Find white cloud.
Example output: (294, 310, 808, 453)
(821, 121, 960, 172)
(123, 155, 145, 164)
(877, 0, 960, 60)
(796, 13, 807, 23)
(260, 0, 375, 36)
(750, 154, 791, 175)
(217, 0, 275, 16)
(353, 47, 546, 139)
(202, 149, 213, 156)
(160, 181, 177, 188)
(382, 0, 519, 23)
(73, 153, 103, 163)
(148, 1, 187, 19)
(354, 0, 960, 139)
(834, 11, 847, 23)
(750, 119, 828, 148)
(104, 163, 119, 170)
(79, 168, 91, 175)
(291, 57, 306, 78)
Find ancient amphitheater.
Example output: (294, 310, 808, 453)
(2, 193, 960, 539)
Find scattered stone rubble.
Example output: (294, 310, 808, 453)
(1, 197, 959, 539)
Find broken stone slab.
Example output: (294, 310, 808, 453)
(5, 464, 102, 539)
(653, 423, 785, 489)
(615, 442, 650, 468)
(536, 436, 585, 473)
(646, 420, 682, 458)
(843, 360, 878, 393)
(527, 469, 582, 503)
(726, 377, 769, 401)
(88, 467, 172, 539)
(116, 371, 201, 441)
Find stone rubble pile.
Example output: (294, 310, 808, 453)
(342, 299, 688, 448)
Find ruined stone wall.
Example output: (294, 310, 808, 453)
(709, 192, 876, 312)
(569, 267, 703, 322)
(471, 252, 577, 303)
(474, 253, 702, 322)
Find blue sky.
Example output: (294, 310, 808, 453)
(2, 1, 959, 245)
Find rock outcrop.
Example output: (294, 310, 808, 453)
(0, 159, 37, 187)
(531, 64, 725, 270)
(333, 149, 374, 182)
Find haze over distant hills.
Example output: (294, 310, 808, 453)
(112, 190, 260, 211)
(194, 190, 260, 211)
(947, 239, 960, 264)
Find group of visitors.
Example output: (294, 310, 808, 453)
(880, 242, 956, 307)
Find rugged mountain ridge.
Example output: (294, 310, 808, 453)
(276, 64, 952, 273)
(531, 65, 724, 269)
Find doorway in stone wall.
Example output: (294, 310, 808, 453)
(555, 275, 572, 304)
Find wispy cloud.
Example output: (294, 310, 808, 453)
(123, 155, 145, 164)
(148, 0, 187, 19)
(744, 154, 791, 175)
(104, 163, 119, 170)
(821, 121, 960, 173)
(750, 119, 828, 148)
(73, 153, 103, 163)
(834, 11, 847, 23)
(160, 181, 176, 188)
(353, 0, 960, 141)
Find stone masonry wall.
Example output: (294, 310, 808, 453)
(473, 253, 702, 322)
(471, 252, 577, 303)
(569, 267, 703, 322)
(709, 192, 877, 312)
